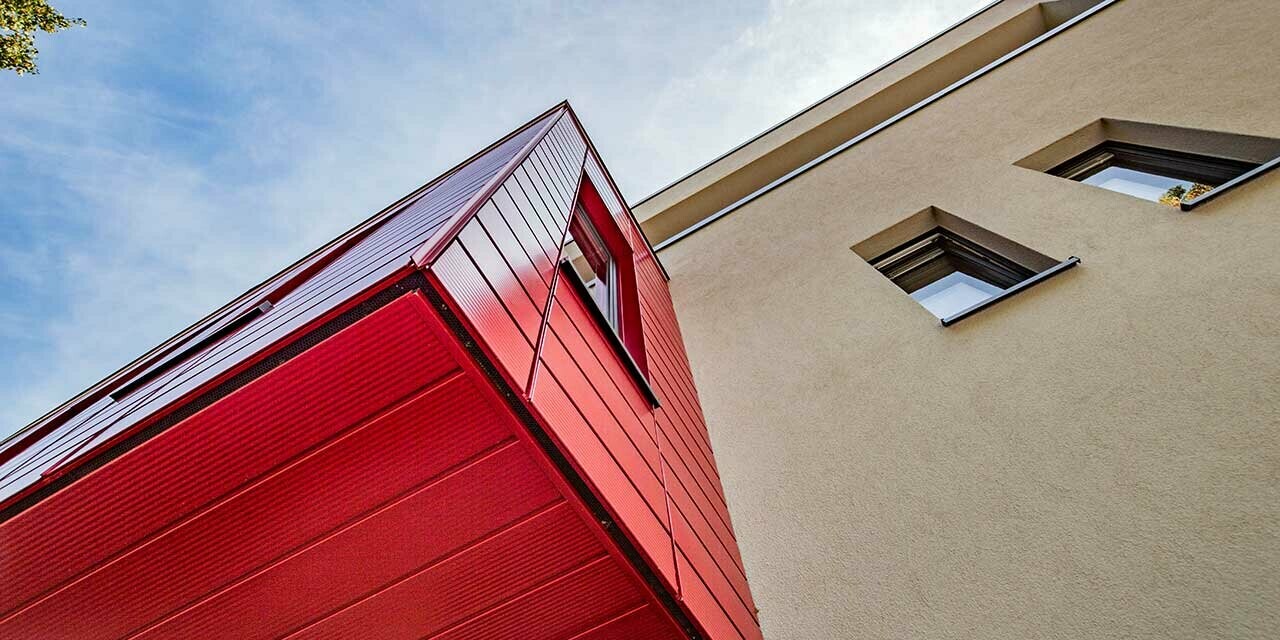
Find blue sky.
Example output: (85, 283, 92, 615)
(0, 0, 987, 437)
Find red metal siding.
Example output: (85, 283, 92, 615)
(429, 106, 761, 639)
(0, 107, 558, 506)
(0, 103, 756, 640)
(0, 288, 684, 640)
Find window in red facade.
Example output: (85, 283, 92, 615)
(560, 177, 656, 406)
(568, 203, 618, 331)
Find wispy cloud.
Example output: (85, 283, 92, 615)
(0, 0, 988, 436)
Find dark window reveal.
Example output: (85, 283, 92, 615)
(567, 203, 619, 331)
(869, 228, 1036, 320)
(1049, 142, 1258, 207)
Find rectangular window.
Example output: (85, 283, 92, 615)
(869, 228, 1035, 320)
(558, 176, 659, 406)
(854, 207, 1078, 326)
(567, 203, 618, 331)
(1049, 142, 1258, 207)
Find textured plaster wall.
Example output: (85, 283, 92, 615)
(656, 0, 1280, 637)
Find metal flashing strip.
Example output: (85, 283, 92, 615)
(653, 0, 1122, 252)
(632, 0, 1007, 209)
(940, 256, 1080, 326)
(561, 106, 672, 282)
(1180, 155, 1280, 211)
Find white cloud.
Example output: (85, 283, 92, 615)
(0, 0, 989, 437)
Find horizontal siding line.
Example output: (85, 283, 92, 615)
(524, 152, 571, 221)
(502, 180, 559, 261)
(10, 429, 520, 630)
(526, 141, 588, 400)
(127, 439, 548, 639)
(261, 497, 572, 640)
(412, 554, 622, 640)
(490, 191, 558, 272)
(510, 169, 564, 250)
(637, 293, 721, 458)
(537, 336, 665, 508)
(676, 550, 749, 640)
(661, 441, 738, 550)
(561, 602, 652, 640)
(645, 349, 722, 481)
(671, 504, 756, 624)
(548, 293, 655, 440)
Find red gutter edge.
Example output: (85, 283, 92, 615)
(411, 104, 568, 268)
(559, 104, 671, 282)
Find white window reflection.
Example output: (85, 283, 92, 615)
(1081, 166, 1206, 205)
(909, 272, 1004, 319)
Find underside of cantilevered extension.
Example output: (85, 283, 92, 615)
(0, 104, 761, 640)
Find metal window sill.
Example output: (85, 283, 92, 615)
(557, 259, 661, 408)
(1180, 156, 1280, 211)
(941, 256, 1080, 327)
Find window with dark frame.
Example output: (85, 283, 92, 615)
(559, 179, 660, 406)
(1049, 141, 1259, 207)
(567, 203, 619, 332)
(869, 228, 1037, 320)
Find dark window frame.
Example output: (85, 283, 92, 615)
(559, 176, 657, 406)
(870, 228, 1035, 295)
(868, 226, 1078, 327)
(1049, 141, 1258, 189)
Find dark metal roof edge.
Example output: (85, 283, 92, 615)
(653, 0, 1121, 253)
(1180, 155, 1280, 211)
(941, 256, 1080, 326)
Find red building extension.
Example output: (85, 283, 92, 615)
(0, 103, 760, 640)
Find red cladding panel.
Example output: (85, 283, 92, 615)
(566, 605, 684, 640)
(0, 293, 459, 617)
(280, 502, 601, 640)
(429, 557, 643, 640)
(432, 241, 535, 390)
(130, 442, 552, 639)
(0, 375, 519, 640)
(0, 107, 710, 640)
(527, 366, 676, 587)
(437, 107, 762, 639)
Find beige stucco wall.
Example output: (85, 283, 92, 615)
(653, 0, 1280, 637)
